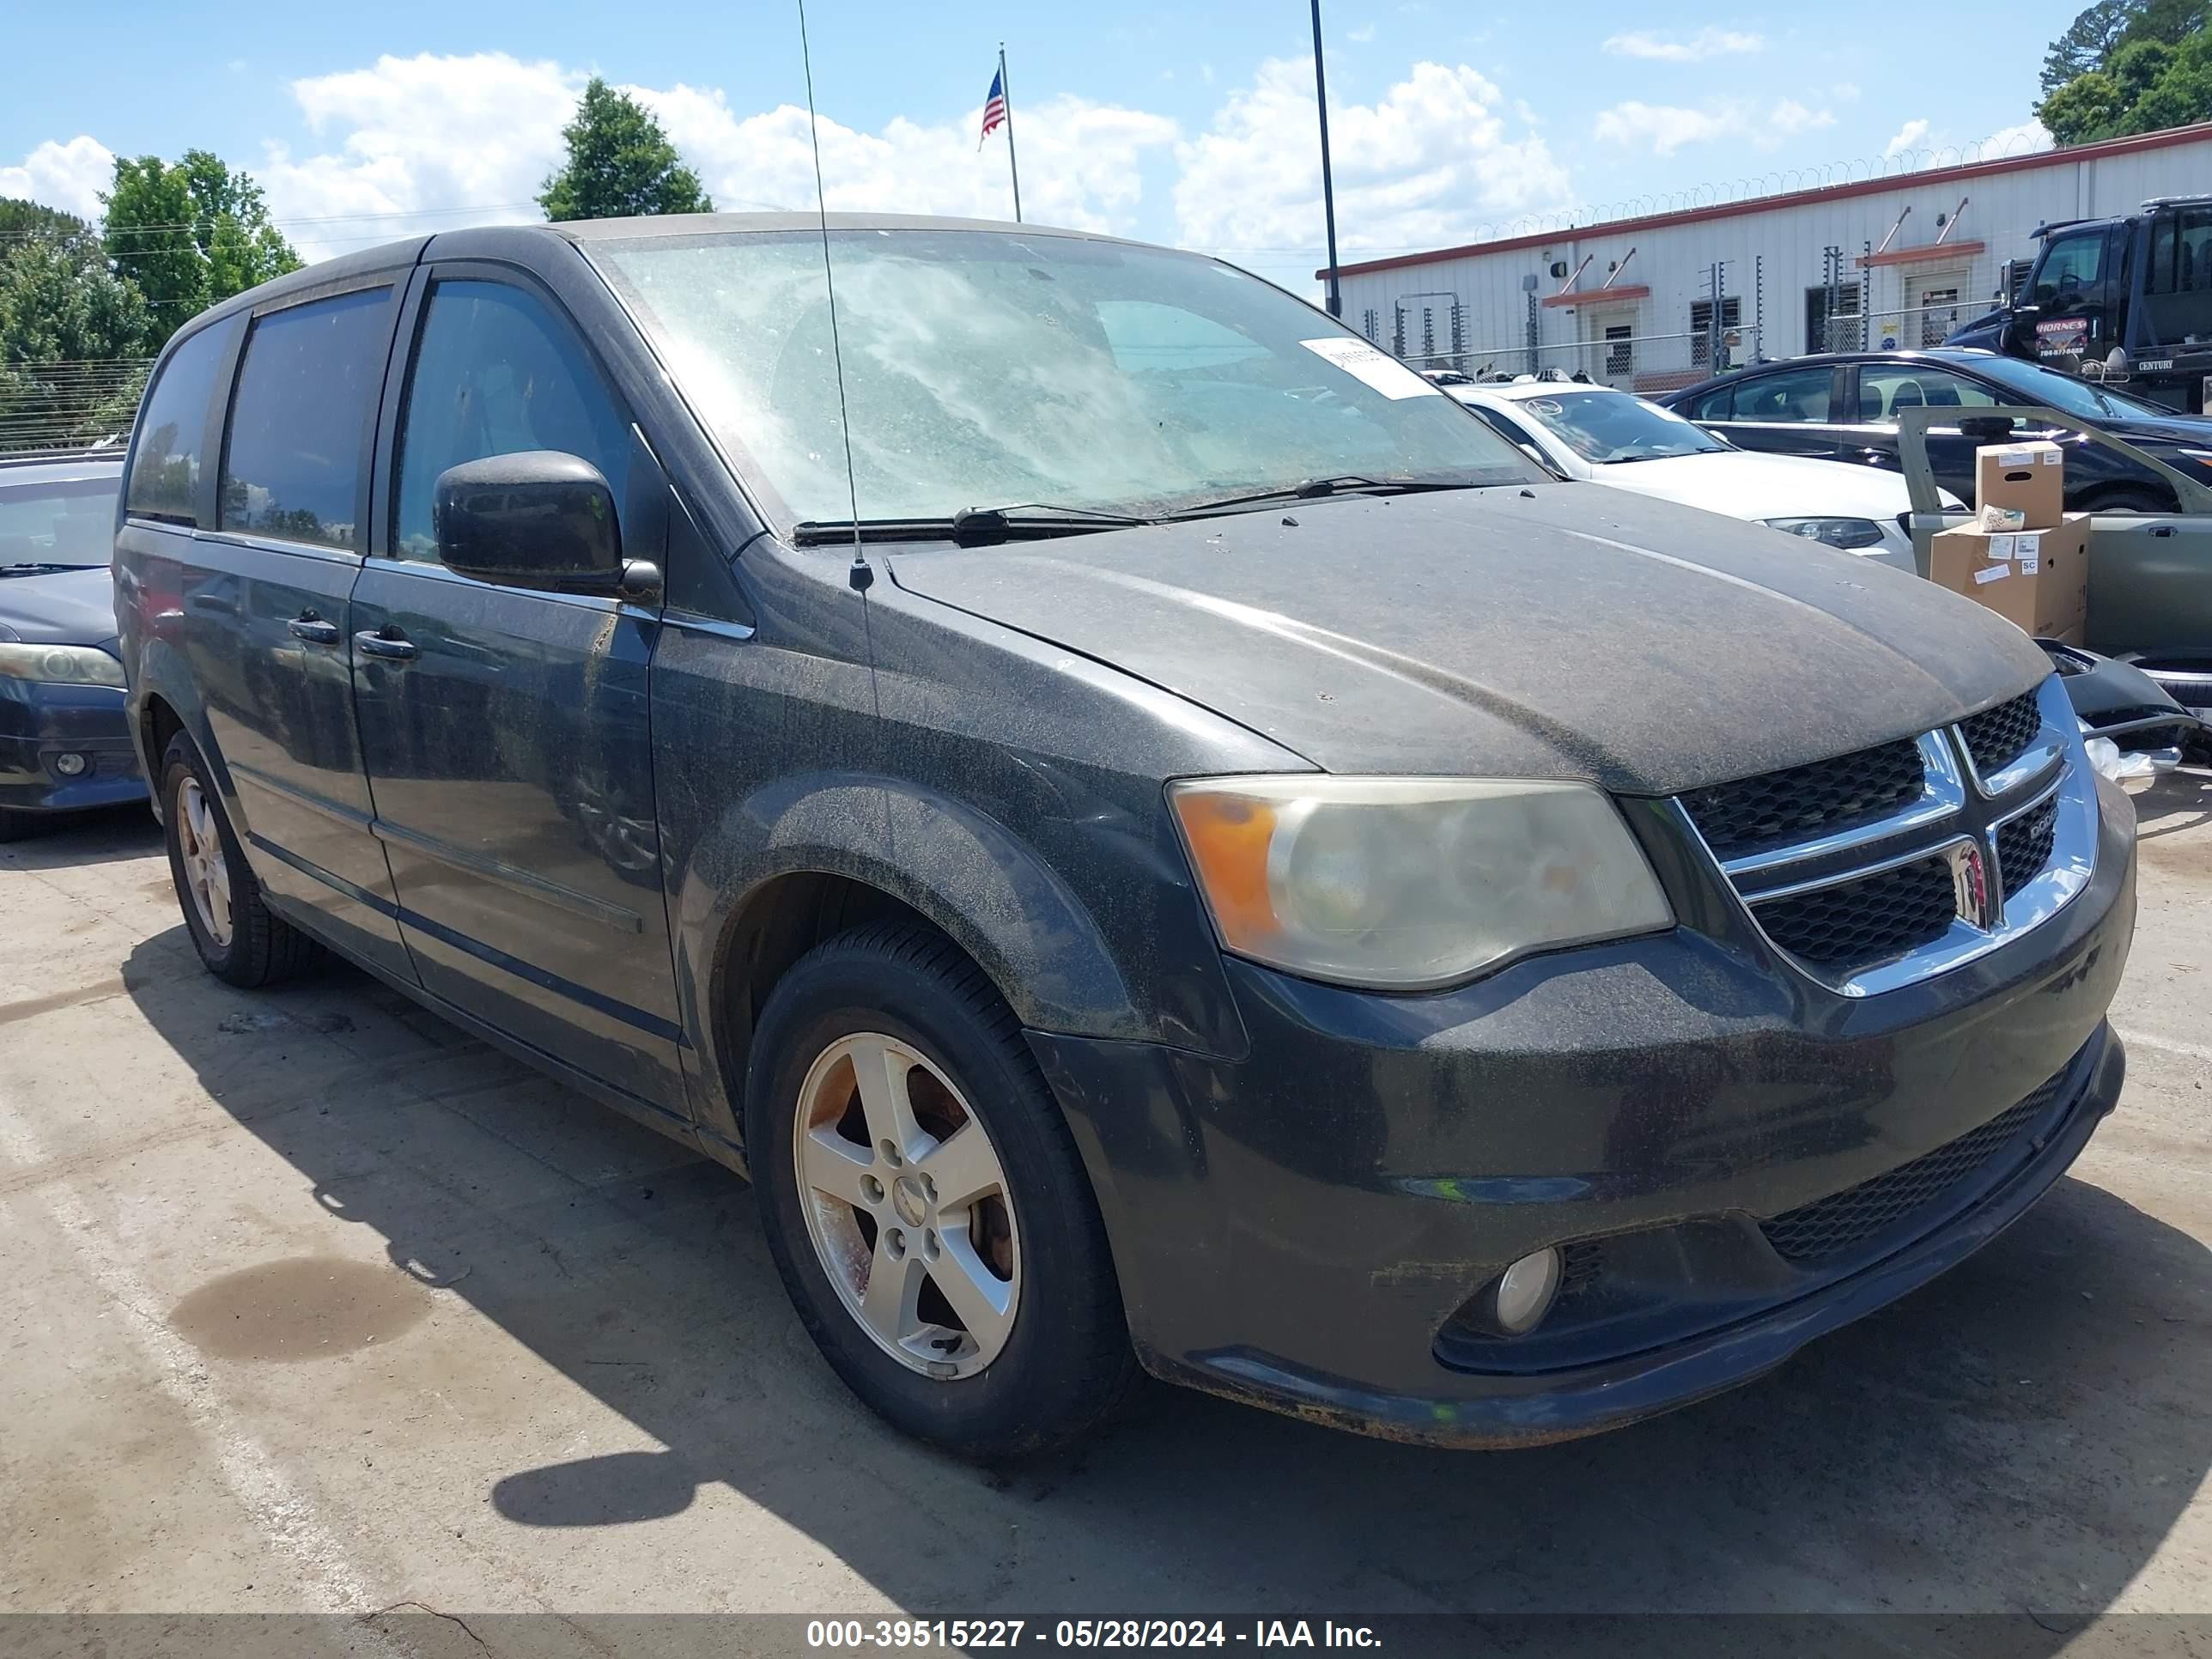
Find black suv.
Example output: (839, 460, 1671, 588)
(113, 216, 2135, 1460)
(1665, 347, 2212, 513)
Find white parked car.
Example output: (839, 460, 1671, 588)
(1447, 377, 1950, 571)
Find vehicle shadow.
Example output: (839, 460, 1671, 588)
(0, 803, 159, 869)
(123, 932, 2210, 1622)
(2130, 766, 2212, 840)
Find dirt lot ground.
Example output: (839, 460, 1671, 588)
(2, 771, 2208, 1651)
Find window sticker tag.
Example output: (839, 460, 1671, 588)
(1299, 337, 1442, 398)
(1974, 564, 2009, 584)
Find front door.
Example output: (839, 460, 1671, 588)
(347, 267, 685, 1115)
(2020, 226, 2120, 366)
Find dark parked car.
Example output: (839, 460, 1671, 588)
(115, 216, 2134, 1461)
(1663, 347, 2212, 514)
(1, 449, 145, 839)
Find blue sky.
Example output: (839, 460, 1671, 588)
(3, 1, 2078, 288)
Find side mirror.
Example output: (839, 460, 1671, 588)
(1958, 415, 2016, 445)
(434, 451, 621, 592)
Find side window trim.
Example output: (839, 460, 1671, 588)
(215, 276, 405, 556)
(374, 259, 642, 565)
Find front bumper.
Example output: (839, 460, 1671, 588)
(1034, 775, 2136, 1447)
(0, 677, 146, 815)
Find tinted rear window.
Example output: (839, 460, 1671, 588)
(126, 323, 228, 526)
(220, 288, 392, 550)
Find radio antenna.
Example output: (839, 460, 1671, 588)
(796, 0, 873, 597)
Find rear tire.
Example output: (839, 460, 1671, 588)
(161, 732, 319, 988)
(744, 921, 1137, 1462)
(2086, 489, 2169, 515)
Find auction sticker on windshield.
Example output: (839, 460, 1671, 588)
(1299, 337, 1442, 399)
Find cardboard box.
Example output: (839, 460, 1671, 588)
(1929, 514, 2089, 638)
(1974, 441, 2065, 530)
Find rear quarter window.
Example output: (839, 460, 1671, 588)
(1680, 386, 1734, 421)
(125, 322, 230, 526)
(220, 287, 393, 550)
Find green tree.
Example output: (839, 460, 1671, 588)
(0, 198, 88, 241)
(0, 216, 154, 450)
(2038, 0, 2212, 139)
(2039, 69, 2131, 142)
(2041, 0, 2141, 92)
(102, 149, 300, 343)
(538, 77, 714, 222)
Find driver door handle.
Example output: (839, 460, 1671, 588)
(287, 616, 341, 646)
(354, 628, 417, 661)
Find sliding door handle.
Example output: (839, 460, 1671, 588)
(288, 616, 341, 645)
(354, 629, 417, 661)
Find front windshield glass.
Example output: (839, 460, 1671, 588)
(590, 228, 1534, 525)
(1969, 356, 2168, 422)
(0, 475, 119, 566)
(1505, 391, 1729, 464)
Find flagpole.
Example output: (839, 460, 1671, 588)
(999, 43, 1023, 222)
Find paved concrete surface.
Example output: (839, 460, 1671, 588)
(1, 773, 2208, 1642)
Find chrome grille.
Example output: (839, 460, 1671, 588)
(1753, 854, 1955, 967)
(1996, 797, 2058, 892)
(1675, 677, 2094, 997)
(1960, 690, 2042, 776)
(1679, 738, 1923, 860)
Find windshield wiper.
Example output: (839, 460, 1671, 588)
(790, 503, 1153, 549)
(1162, 475, 1481, 518)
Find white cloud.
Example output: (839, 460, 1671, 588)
(1980, 118, 2053, 156)
(1601, 27, 1764, 62)
(1593, 98, 1834, 156)
(258, 52, 582, 258)
(0, 136, 115, 222)
(1175, 57, 1570, 257)
(248, 51, 1176, 261)
(1348, 23, 1376, 42)
(1883, 118, 1931, 158)
(643, 82, 1176, 230)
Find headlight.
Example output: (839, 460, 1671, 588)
(1169, 775, 1673, 989)
(1761, 516, 1887, 550)
(0, 641, 126, 688)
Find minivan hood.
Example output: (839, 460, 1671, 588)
(886, 484, 2049, 796)
(0, 563, 120, 647)
(1589, 448, 1925, 522)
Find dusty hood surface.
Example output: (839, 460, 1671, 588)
(0, 563, 121, 647)
(885, 483, 2051, 797)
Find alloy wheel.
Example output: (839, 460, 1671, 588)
(174, 776, 234, 949)
(793, 1031, 1022, 1378)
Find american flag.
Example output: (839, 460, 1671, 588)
(978, 67, 1007, 148)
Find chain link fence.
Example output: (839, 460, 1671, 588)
(1397, 324, 1763, 396)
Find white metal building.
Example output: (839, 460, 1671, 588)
(1324, 121, 2212, 394)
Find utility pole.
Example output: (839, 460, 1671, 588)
(1310, 0, 1342, 316)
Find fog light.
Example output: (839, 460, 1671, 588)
(1492, 1247, 1562, 1334)
(52, 751, 89, 777)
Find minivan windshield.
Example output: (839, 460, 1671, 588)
(590, 228, 1536, 527)
(1505, 390, 1729, 465)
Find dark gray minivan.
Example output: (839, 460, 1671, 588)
(115, 215, 2136, 1460)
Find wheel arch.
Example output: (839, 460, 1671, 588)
(671, 772, 1143, 1149)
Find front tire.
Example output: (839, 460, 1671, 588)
(745, 921, 1137, 1462)
(161, 732, 318, 988)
